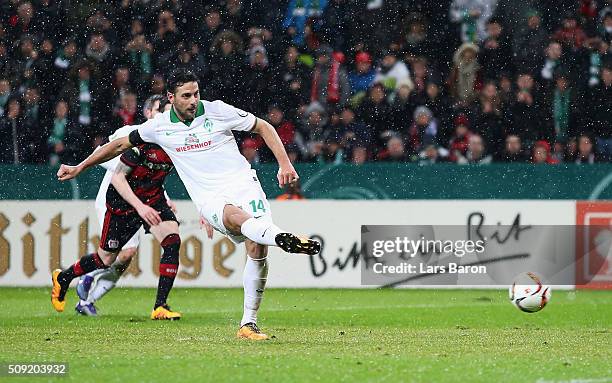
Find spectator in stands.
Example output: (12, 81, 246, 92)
(59, 61, 111, 146)
(47, 100, 82, 166)
(152, 10, 181, 72)
(124, 19, 153, 87)
(22, 87, 44, 151)
(401, 13, 436, 60)
(497, 134, 528, 162)
(421, 80, 453, 142)
(149, 73, 166, 96)
(532, 140, 559, 164)
(374, 50, 411, 92)
(81, 10, 116, 47)
(479, 17, 514, 80)
(320, 0, 352, 52)
(378, 135, 409, 162)
(309, 44, 350, 108)
(0, 41, 10, 80)
(0, 78, 11, 117)
(357, 83, 392, 146)
(513, 10, 548, 76)
(510, 73, 552, 143)
(448, 43, 481, 106)
(539, 41, 564, 85)
(271, 45, 310, 119)
(588, 65, 612, 159)
(54, 39, 80, 86)
(339, 107, 371, 151)
(241, 138, 260, 165)
(406, 106, 438, 155)
(7, 1, 38, 42)
(549, 71, 577, 145)
(574, 134, 600, 163)
(10, 35, 39, 91)
(601, 9, 612, 45)
(409, 57, 429, 96)
(448, 114, 472, 162)
(390, 78, 415, 132)
(283, 0, 328, 47)
(418, 144, 450, 165)
(194, 7, 224, 52)
(449, 0, 495, 43)
(475, 81, 506, 155)
(245, 44, 273, 116)
(457, 134, 492, 164)
(316, 132, 345, 164)
(85, 33, 115, 82)
(207, 30, 246, 105)
(552, 12, 587, 50)
(0, 97, 38, 163)
(114, 92, 138, 127)
(299, 102, 328, 160)
(110, 67, 133, 110)
(34, 38, 58, 101)
(253, 105, 296, 163)
(350, 145, 368, 165)
(583, 37, 610, 88)
(349, 51, 376, 95)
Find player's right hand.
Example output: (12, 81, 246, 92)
(57, 164, 82, 181)
(137, 205, 162, 226)
(277, 163, 299, 188)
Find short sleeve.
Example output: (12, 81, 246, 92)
(120, 147, 142, 168)
(108, 125, 137, 142)
(137, 119, 158, 143)
(215, 100, 257, 132)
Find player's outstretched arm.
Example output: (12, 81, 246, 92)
(57, 136, 134, 181)
(251, 117, 298, 187)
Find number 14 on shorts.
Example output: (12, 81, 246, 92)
(249, 199, 266, 213)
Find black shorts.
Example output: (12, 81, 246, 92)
(99, 200, 177, 252)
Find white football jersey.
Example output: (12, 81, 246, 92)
(135, 100, 257, 203)
(95, 124, 138, 208)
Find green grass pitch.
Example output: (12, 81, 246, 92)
(0, 287, 610, 382)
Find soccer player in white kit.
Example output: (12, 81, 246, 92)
(75, 95, 171, 316)
(57, 69, 321, 340)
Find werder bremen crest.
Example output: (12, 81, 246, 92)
(185, 133, 199, 145)
(204, 118, 213, 132)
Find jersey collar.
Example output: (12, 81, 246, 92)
(170, 101, 205, 126)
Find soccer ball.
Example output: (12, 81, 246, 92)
(509, 272, 551, 313)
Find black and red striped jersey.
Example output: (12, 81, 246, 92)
(106, 143, 174, 214)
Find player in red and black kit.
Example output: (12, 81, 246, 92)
(51, 137, 183, 320)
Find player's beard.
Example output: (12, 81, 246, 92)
(177, 105, 196, 120)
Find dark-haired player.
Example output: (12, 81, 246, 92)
(75, 95, 177, 317)
(52, 96, 182, 320)
(57, 69, 321, 340)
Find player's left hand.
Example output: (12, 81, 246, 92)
(277, 164, 299, 188)
(57, 164, 82, 181)
(167, 200, 177, 213)
(199, 216, 213, 239)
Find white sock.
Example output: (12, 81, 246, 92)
(86, 261, 126, 303)
(85, 268, 107, 278)
(87, 278, 115, 303)
(240, 256, 268, 326)
(240, 218, 283, 246)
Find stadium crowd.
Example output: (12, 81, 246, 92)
(0, 0, 610, 166)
